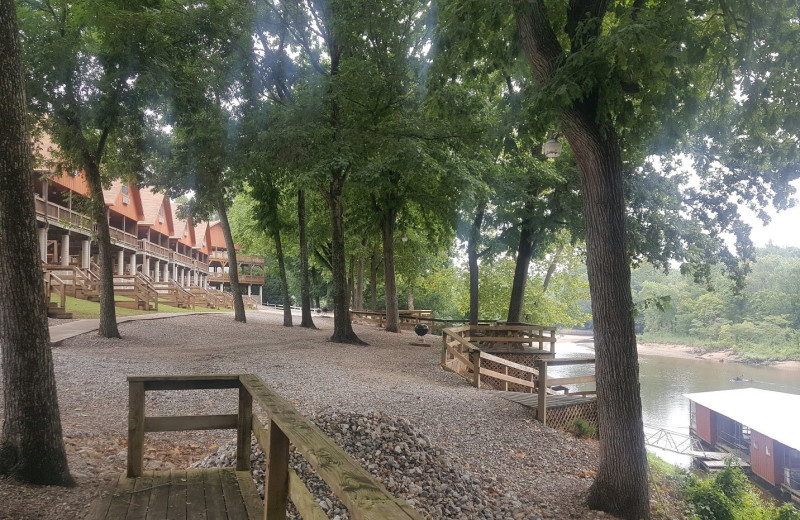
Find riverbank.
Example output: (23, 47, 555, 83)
(559, 332, 800, 371)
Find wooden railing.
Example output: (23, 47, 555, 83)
(441, 325, 558, 392)
(209, 251, 264, 265)
(43, 271, 67, 311)
(152, 281, 194, 309)
(113, 275, 159, 311)
(194, 259, 210, 273)
(34, 197, 93, 234)
(127, 375, 422, 520)
(350, 310, 493, 332)
(108, 227, 138, 249)
(208, 272, 265, 285)
(171, 250, 194, 267)
(42, 264, 99, 300)
(535, 358, 597, 424)
(137, 239, 171, 261)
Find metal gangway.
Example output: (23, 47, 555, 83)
(644, 424, 721, 458)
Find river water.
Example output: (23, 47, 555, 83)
(553, 335, 800, 466)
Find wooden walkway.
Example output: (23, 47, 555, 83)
(87, 468, 262, 519)
(497, 390, 596, 411)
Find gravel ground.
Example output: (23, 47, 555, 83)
(0, 311, 623, 519)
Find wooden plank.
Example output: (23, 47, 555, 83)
(236, 470, 265, 520)
(445, 331, 476, 351)
(478, 368, 537, 389)
(166, 470, 188, 520)
(288, 469, 328, 520)
(470, 350, 481, 388)
(474, 336, 557, 343)
(128, 381, 145, 478)
(219, 468, 250, 520)
(546, 375, 596, 386)
(265, 421, 289, 520)
(185, 469, 207, 520)
(251, 416, 270, 453)
(144, 415, 238, 433)
(128, 374, 241, 391)
(203, 469, 227, 520)
(537, 361, 547, 425)
(144, 471, 171, 520)
(543, 358, 595, 366)
(126, 473, 154, 519)
(106, 475, 135, 519)
(443, 343, 473, 370)
(85, 473, 122, 519)
(479, 352, 537, 373)
(239, 374, 422, 520)
(237, 386, 253, 471)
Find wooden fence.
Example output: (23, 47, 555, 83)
(127, 374, 422, 520)
(350, 310, 493, 333)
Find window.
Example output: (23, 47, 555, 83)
(121, 185, 129, 195)
(158, 206, 163, 216)
(766, 444, 771, 457)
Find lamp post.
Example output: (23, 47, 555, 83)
(542, 134, 562, 159)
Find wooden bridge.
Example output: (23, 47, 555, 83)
(441, 325, 597, 430)
(87, 374, 421, 520)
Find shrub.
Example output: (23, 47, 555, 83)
(568, 417, 597, 438)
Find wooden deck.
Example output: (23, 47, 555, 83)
(87, 468, 262, 519)
(497, 391, 597, 410)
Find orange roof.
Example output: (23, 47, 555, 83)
(171, 204, 196, 247)
(138, 187, 174, 236)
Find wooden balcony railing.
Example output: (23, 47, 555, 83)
(170, 250, 194, 267)
(194, 260, 210, 273)
(127, 374, 421, 520)
(208, 272, 264, 285)
(34, 197, 93, 234)
(137, 239, 171, 261)
(209, 251, 264, 265)
(108, 227, 138, 249)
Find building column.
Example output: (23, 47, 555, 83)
(163, 262, 170, 282)
(38, 227, 48, 262)
(117, 250, 125, 276)
(144, 256, 151, 279)
(81, 239, 91, 269)
(173, 264, 178, 283)
(247, 284, 251, 296)
(60, 234, 70, 266)
(129, 251, 137, 275)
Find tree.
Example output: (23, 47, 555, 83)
(0, 0, 73, 485)
(17, 0, 159, 338)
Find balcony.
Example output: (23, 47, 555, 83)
(109, 227, 138, 249)
(194, 260, 210, 273)
(209, 251, 264, 265)
(137, 239, 172, 261)
(208, 272, 264, 285)
(170, 250, 194, 267)
(34, 197, 93, 235)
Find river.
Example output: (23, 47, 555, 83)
(552, 334, 800, 466)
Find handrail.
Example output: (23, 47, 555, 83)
(535, 358, 596, 425)
(48, 272, 68, 310)
(127, 374, 422, 520)
(137, 239, 171, 260)
(108, 227, 138, 248)
(170, 250, 193, 266)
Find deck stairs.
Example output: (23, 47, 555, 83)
(151, 279, 195, 309)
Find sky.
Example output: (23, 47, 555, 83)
(740, 179, 800, 249)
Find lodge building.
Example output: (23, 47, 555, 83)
(32, 142, 264, 315)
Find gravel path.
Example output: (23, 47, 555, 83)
(0, 311, 612, 519)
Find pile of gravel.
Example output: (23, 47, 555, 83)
(193, 410, 540, 520)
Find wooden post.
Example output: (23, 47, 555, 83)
(470, 349, 481, 388)
(264, 420, 289, 520)
(536, 360, 547, 425)
(236, 385, 253, 471)
(441, 332, 447, 367)
(127, 381, 145, 478)
(503, 366, 509, 391)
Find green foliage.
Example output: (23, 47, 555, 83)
(684, 465, 795, 520)
(633, 247, 800, 362)
(568, 418, 596, 438)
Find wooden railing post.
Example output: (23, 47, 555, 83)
(470, 349, 481, 388)
(536, 360, 547, 425)
(127, 381, 145, 478)
(264, 420, 289, 520)
(236, 385, 253, 471)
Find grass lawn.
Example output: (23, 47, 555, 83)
(52, 294, 220, 319)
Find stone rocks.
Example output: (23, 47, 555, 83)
(193, 411, 543, 519)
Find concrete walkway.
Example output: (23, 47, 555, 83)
(49, 311, 232, 343)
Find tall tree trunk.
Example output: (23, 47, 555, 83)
(407, 284, 414, 310)
(348, 254, 354, 310)
(297, 190, 316, 328)
(273, 229, 292, 327)
(355, 253, 364, 311)
(325, 175, 364, 344)
(507, 226, 534, 323)
(84, 161, 120, 338)
(516, 6, 649, 517)
(542, 243, 565, 293)
(467, 205, 485, 326)
(216, 193, 246, 323)
(0, 0, 73, 484)
(370, 248, 379, 310)
(381, 209, 400, 332)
